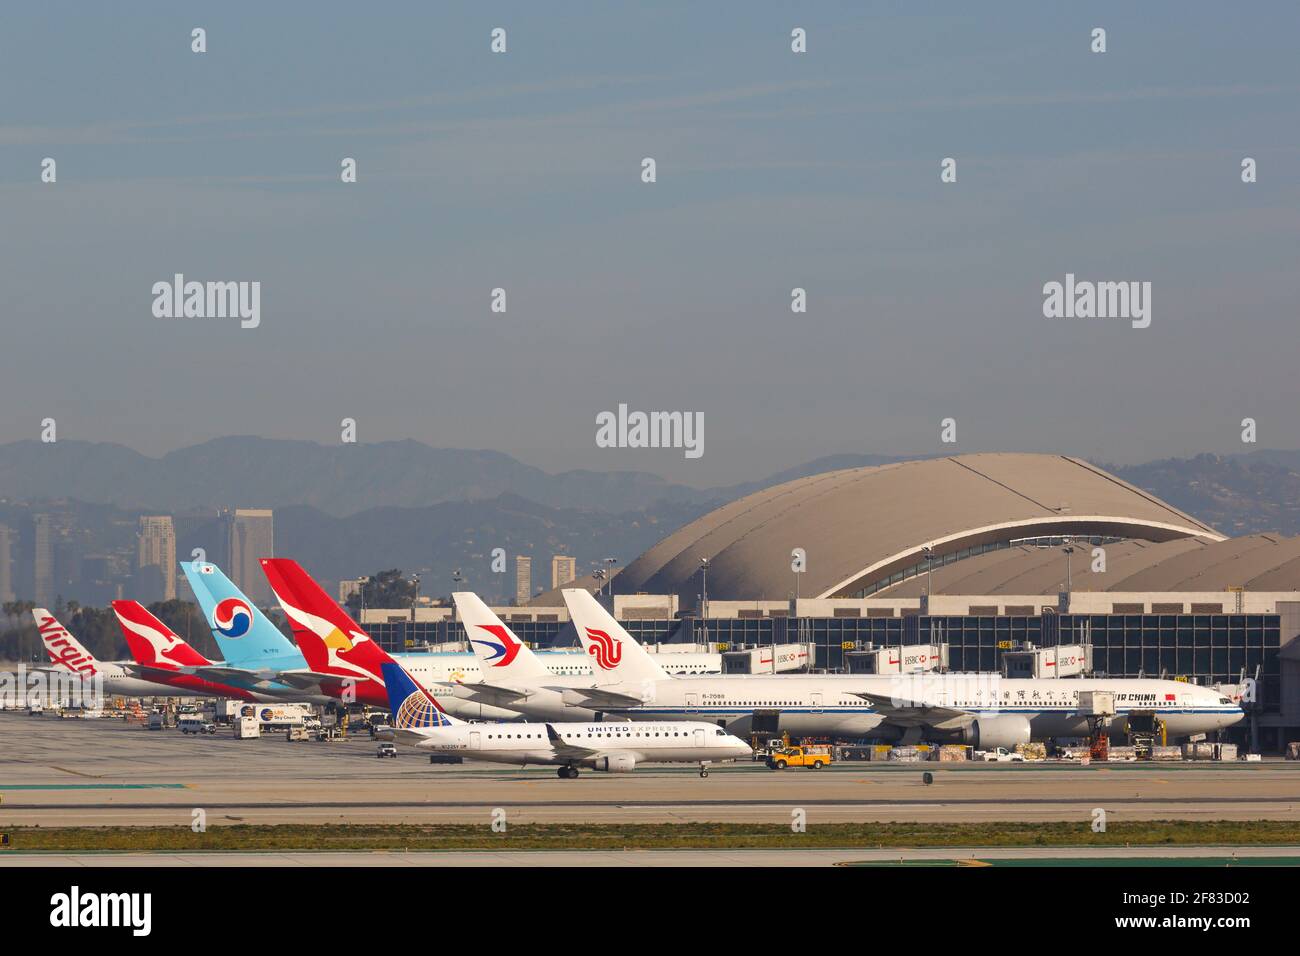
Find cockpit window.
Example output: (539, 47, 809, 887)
(1219, 697, 1234, 705)
(715, 729, 726, 735)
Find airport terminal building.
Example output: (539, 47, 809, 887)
(365, 454, 1300, 751)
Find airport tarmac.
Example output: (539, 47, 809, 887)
(5, 846, 1300, 868)
(1, 712, 1296, 826)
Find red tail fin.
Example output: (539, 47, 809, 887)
(260, 558, 394, 683)
(111, 600, 210, 669)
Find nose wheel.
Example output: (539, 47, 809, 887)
(699, 763, 710, 778)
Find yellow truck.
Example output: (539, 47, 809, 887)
(766, 745, 833, 770)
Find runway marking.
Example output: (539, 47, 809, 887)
(0, 783, 188, 791)
(48, 765, 101, 778)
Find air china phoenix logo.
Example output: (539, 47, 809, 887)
(585, 627, 623, 670)
(471, 624, 521, 666)
(213, 597, 253, 638)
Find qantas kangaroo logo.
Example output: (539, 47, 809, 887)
(585, 627, 623, 670)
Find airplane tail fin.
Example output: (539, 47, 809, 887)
(260, 558, 393, 680)
(380, 661, 462, 728)
(110, 600, 211, 669)
(181, 560, 305, 670)
(32, 608, 101, 676)
(562, 588, 667, 682)
(452, 591, 549, 678)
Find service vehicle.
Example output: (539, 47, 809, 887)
(377, 742, 398, 758)
(766, 744, 833, 770)
(978, 747, 1025, 763)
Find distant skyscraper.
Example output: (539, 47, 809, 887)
(338, 577, 367, 604)
(515, 556, 531, 605)
(0, 524, 13, 603)
(33, 513, 54, 607)
(551, 554, 576, 590)
(136, 516, 177, 601)
(227, 509, 274, 605)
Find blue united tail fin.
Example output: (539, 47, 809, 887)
(380, 662, 460, 729)
(181, 560, 307, 671)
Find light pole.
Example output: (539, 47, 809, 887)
(699, 557, 710, 645)
(1062, 540, 1075, 613)
(921, 545, 935, 644)
(451, 568, 465, 648)
(604, 557, 618, 597)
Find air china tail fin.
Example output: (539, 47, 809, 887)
(32, 608, 101, 676)
(182, 560, 306, 670)
(452, 591, 549, 678)
(260, 558, 393, 682)
(562, 588, 667, 682)
(111, 600, 211, 670)
(380, 662, 461, 729)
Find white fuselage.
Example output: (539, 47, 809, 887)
(476, 674, 1244, 741)
(31, 662, 186, 703)
(404, 720, 752, 769)
(392, 650, 719, 682)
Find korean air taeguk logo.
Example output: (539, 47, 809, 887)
(213, 597, 253, 638)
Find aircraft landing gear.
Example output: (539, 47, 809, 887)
(557, 765, 579, 779)
(699, 763, 710, 778)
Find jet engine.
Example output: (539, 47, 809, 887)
(593, 754, 637, 773)
(961, 715, 1032, 750)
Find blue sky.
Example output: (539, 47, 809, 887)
(1, 2, 1297, 484)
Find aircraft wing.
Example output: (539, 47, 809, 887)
(560, 686, 646, 709)
(259, 669, 346, 691)
(121, 663, 186, 683)
(852, 691, 971, 729)
(545, 723, 601, 760)
(447, 682, 530, 707)
(189, 665, 280, 685)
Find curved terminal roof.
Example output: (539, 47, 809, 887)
(615, 454, 1222, 601)
(876, 533, 1300, 596)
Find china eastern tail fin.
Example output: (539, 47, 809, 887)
(562, 588, 667, 682)
(453, 591, 549, 678)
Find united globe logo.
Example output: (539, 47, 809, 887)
(213, 597, 253, 638)
(395, 690, 446, 729)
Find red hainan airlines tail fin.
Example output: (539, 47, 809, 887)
(111, 600, 211, 669)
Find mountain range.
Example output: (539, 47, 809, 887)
(2, 438, 1299, 604)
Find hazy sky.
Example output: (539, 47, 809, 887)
(1, 3, 1297, 486)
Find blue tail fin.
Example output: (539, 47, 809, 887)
(380, 662, 459, 729)
(181, 561, 307, 671)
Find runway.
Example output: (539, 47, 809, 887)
(2, 712, 1296, 826)
(4, 846, 1299, 868)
